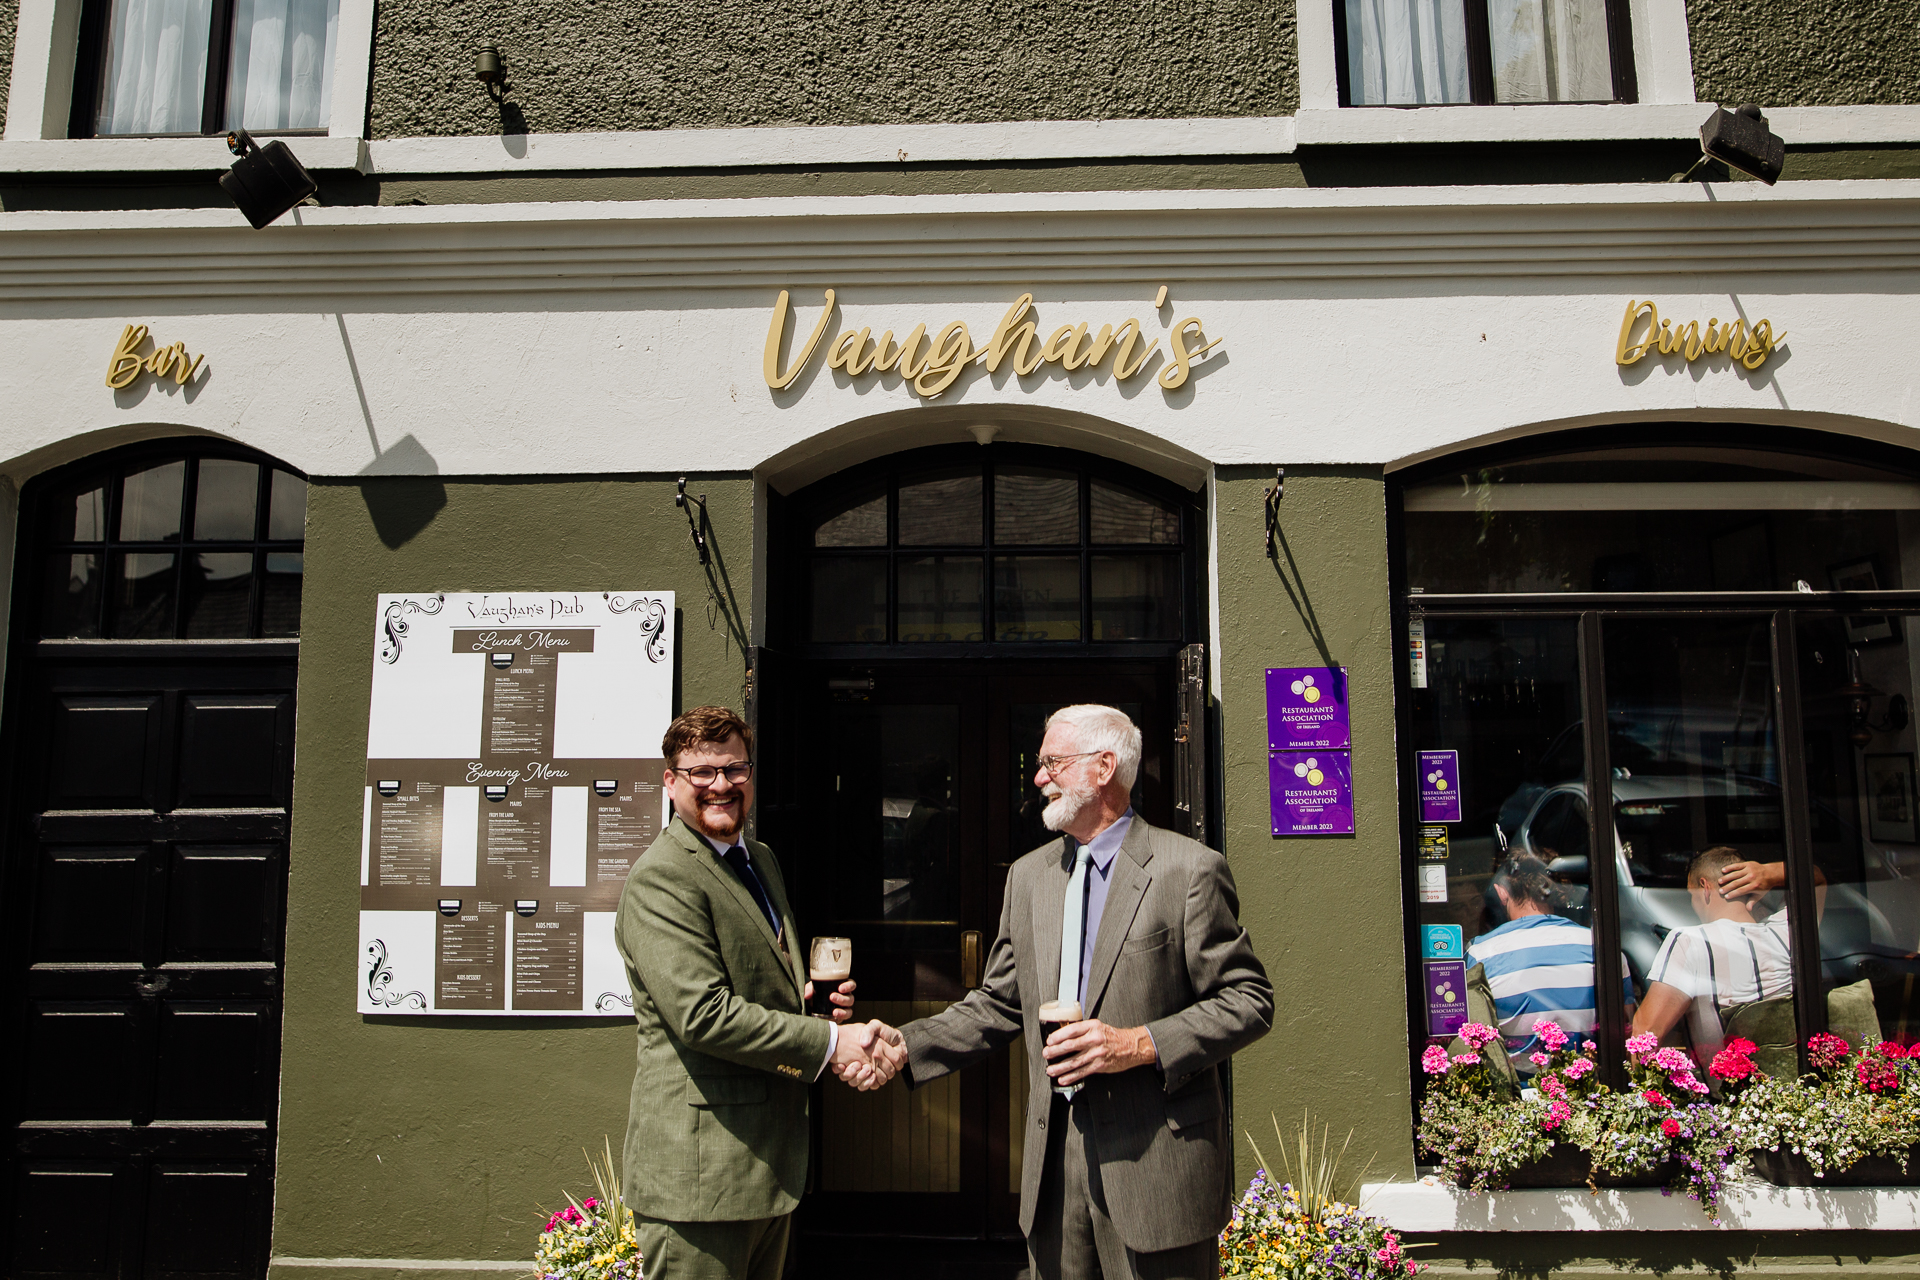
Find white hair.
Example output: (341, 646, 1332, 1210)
(1045, 704, 1142, 789)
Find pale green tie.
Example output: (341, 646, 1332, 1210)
(1054, 840, 1091, 1097)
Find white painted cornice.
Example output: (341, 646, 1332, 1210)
(1364, 1176, 1920, 1232)
(4, 181, 1920, 306)
(0, 135, 371, 173)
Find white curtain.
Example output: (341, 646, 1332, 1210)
(95, 0, 214, 135)
(228, 0, 340, 131)
(1490, 0, 1614, 103)
(1345, 0, 1470, 105)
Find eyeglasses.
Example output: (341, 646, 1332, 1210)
(1036, 751, 1102, 775)
(672, 762, 755, 786)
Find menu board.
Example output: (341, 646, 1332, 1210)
(357, 591, 673, 1017)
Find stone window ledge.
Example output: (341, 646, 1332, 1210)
(0, 136, 370, 175)
(1363, 1175, 1920, 1232)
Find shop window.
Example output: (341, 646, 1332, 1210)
(39, 450, 307, 639)
(792, 448, 1193, 650)
(1402, 440, 1920, 1103)
(70, 0, 341, 138)
(1337, 0, 1635, 106)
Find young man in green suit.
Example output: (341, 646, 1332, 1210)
(617, 705, 900, 1280)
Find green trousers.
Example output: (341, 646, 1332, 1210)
(632, 1212, 791, 1280)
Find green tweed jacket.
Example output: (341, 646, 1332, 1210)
(616, 815, 831, 1222)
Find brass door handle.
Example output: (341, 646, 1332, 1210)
(961, 931, 983, 989)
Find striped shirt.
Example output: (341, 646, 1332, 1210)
(1466, 914, 1615, 1070)
(1646, 911, 1794, 1060)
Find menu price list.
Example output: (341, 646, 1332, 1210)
(485, 785, 549, 883)
(436, 901, 506, 1010)
(513, 901, 584, 1011)
(376, 780, 443, 887)
(588, 780, 661, 907)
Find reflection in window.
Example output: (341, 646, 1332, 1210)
(119, 462, 184, 541)
(1489, 0, 1613, 103)
(1092, 479, 1179, 544)
(1092, 556, 1180, 640)
(812, 559, 887, 643)
(815, 493, 887, 547)
(899, 558, 983, 642)
(193, 460, 260, 540)
(899, 472, 981, 546)
(995, 558, 1079, 641)
(995, 469, 1078, 544)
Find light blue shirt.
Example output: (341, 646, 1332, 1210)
(1073, 808, 1135, 1002)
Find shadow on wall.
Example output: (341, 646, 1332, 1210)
(357, 434, 446, 549)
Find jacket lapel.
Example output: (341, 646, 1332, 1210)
(1031, 837, 1071, 1005)
(1082, 818, 1155, 1016)
(670, 817, 790, 975)
(748, 836, 805, 995)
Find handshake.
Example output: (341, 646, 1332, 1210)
(807, 977, 908, 1091)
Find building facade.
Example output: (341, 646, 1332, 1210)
(5, 2, 1920, 1277)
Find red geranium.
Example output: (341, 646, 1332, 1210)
(1709, 1048, 1756, 1083)
(1808, 1033, 1852, 1072)
(1642, 1089, 1673, 1110)
(1858, 1055, 1901, 1094)
(1661, 1117, 1681, 1138)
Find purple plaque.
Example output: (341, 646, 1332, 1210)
(1266, 666, 1350, 750)
(1418, 749, 1461, 824)
(1425, 959, 1468, 1036)
(1268, 752, 1355, 835)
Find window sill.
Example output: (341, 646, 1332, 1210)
(1295, 104, 1714, 147)
(1363, 1175, 1920, 1231)
(0, 136, 369, 175)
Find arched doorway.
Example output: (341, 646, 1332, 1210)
(754, 442, 1210, 1254)
(1, 440, 306, 1279)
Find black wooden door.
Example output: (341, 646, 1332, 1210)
(3, 444, 304, 1280)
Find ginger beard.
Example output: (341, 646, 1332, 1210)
(1041, 778, 1099, 832)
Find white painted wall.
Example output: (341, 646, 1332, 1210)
(1, 182, 1917, 485)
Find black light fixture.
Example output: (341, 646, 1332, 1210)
(1839, 649, 1909, 748)
(219, 129, 317, 229)
(475, 45, 506, 95)
(1672, 105, 1786, 185)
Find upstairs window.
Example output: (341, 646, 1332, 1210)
(72, 0, 340, 138)
(1337, 0, 1635, 106)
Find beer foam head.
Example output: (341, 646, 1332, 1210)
(809, 961, 851, 981)
(1037, 999, 1082, 1023)
(809, 936, 851, 979)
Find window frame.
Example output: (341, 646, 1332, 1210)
(1332, 0, 1639, 108)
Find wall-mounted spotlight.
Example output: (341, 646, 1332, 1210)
(219, 129, 317, 229)
(475, 45, 507, 96)
(1672, 105, 1786, 185)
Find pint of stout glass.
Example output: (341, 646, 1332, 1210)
(1037, 998, 1082, 1093)
(808, 936, 851, 1018)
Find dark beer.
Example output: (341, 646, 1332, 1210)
(1037, 999, 1082, 1048)
(809, 937, 851, 1018)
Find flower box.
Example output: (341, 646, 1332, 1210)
(1462, 1146, 1677, 1190)
(1749, 1145, 1920, 1187)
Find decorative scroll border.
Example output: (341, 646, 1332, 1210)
(607, 594, 669, 663)
(594, 991, 634, 1013)
(365, 939, 427, 1010)
(378, 594, 445, 665)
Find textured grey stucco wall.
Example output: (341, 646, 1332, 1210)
(368, 0, 1298, 139)
(1690, 0, 1920, 107)
(0, 1, 18, 137)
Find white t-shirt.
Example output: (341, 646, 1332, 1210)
(1646, 911, 1794, 1059)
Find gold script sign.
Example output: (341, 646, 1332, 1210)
(106, 324, 207, 390)
(1615, 299, 1783, 371)
(764, 290, 1221, 399)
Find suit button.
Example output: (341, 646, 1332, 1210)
(1037, 1117, 1045, 1129)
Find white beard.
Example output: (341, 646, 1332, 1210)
(1042, 781, 1097, 832)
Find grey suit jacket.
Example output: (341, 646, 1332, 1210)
(899, 817, 1272, 1253)
(615, 816, 831, 1222)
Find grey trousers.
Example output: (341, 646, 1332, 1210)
(632, 1211, 790, 1280)
(1027, 1097, 1219, 1280)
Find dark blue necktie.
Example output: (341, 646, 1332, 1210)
(722, 845, 781, 937)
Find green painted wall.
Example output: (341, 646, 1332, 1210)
(366, 0, 1298, 139)
(1690, 0, 1920, 107)
(0, 0, 16, 138)
(1214, 466, 1417, 1186)
(270, 474, 754, 1277)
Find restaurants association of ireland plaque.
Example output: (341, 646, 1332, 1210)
(356, 591, 673, 1017)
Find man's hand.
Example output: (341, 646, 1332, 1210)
(1044, 1020, 1156, 1087)
(830, 1020, 904, 1091)
(1717, 860, 1785, 902)
(803, 977, 857, 1024)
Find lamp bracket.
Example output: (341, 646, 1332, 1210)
(1263, 467, 1284, 556)
(676, 477, 710, 566)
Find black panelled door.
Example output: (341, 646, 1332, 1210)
(4, 444, 303, 1280)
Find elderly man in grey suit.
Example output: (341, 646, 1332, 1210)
(881, 704, 1272, 1280)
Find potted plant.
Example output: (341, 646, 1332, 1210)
(533, 1140, 644, 1280)
(1220, 1114, 1425, 1279)
(1729, 1033, 1920, 1186)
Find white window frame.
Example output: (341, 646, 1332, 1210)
(3, 0, 373, 164)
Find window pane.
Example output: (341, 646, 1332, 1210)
(267, 469, 308, 541)
(263, 551, 304, 636)
(815, 492, 887, 547)
(1091, 555, 1179, 641)
(994, 469, 1078, 545)
(1601, 616, 1797, 1076)
(1344, 0, 1470, 105)
(41, 554, 102, 638)
(994, 557, 1079, 642)
(1490, 0, 1613, 103)
(225, 0, 340, 132)
(95, 0, 215, 135)
(1404, 448, 1920, 594)
(811, 558, 887, 643)
(46, 485, 108, 543)
(898, 471, 982, 546)
(193, 460, 260, 540)
(109, 551, 177, 638)
(1091, 479, 1179, 545)
(183, 552, 254, 638)
(899, 557, 983, 643)
(1409, 618, 1598, 1078)
(118, 461, 185, 541)
(1796, 615, 1920, 1053)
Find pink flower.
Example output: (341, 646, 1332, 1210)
(1453, 1052, 1483, 1067)
(1541, 1098, 1571, 1131)
(1858, 1056, 1900, 1094)
(1421, 1044, 1451, 1075)
(1662, 1118, 1681, 1138)
(1809, 1033, 1852, 1072)
(1710, 1049, 1755, 1082)
(1529, 1052, 1551, 1069)
(1583, 1040, 1598, 1053)
(1876, 1041, 1905, 1061)
(1724, 1037, 1757, 1057)
(1651, 1047, 1693, 1073)
(1540, 1074, 1567, 1099)
(1565, 1058, 1594, 1080)
(1536, 1021, 1569, 1051)
(1626, 1032, 1659, 1056)
(1460, 1023, 1500, 1050)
